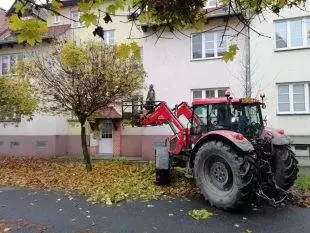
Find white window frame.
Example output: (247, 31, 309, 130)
(277, 83, 310, 114)
(191, 30, 228, 60)
(104, 30, 116, 45)
(274, 17, 310, 51)
(0, 53, 24, 75)
(71, 10, 84, 28)
(54, 14, 61, 24)
(191, 88, 228, 101)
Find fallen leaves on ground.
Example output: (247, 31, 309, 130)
(288, 188, 310, 208)
(0, 157, 197, 205)
(187, 209, 213, 220)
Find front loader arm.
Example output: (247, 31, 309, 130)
(174, 102, 201, 126)
(140, 102, 188, 155)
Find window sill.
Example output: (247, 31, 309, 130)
(277, 112, 310, 116)
(71, 25, 86, 29)
(190, 56, 223, 62)
(274, 46, 310, 52)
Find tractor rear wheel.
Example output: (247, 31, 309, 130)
(156, 169, 171, 185)
(194, 141, 256, 210)
(273, 146, 298, 190)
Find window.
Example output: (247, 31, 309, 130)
(71, 11, 84, 28)
(191, 30, 227, 59)
(293, 144, 310, 157)
(275, 17, 310, 49)
(103, 30, 115, 45)
(54, 14, 60, 24)
(36, 141, 47, 152)
(0, 53, 23, 75)
(101, 120, 113, 139)
(10, 141, 20, 149)
(277, 83, 310, 114)
(192, 88, 228, 100)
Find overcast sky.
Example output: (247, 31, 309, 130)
(0, 0, 15, 10)
(0, 0, 48, 11)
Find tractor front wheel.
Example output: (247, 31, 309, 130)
(273, 146, 298, 190)
(194, 141, 256, 210)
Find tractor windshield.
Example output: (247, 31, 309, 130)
(193, 103, 263, 139)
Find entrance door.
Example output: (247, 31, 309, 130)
(99, 120, 113, 155)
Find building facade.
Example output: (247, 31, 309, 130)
(0, 1, 309, 164)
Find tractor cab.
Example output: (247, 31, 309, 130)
(191, 97, 264, 140)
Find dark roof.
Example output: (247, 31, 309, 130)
(44, 24, 71, 38)
(205, 5, 239, 19)
(61, 0, 78, 7)
(0, 24, 71, 46)
(92, 107, 122, 119)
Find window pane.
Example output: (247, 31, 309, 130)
(217, 89, 226, 97)
(293, 84, 305, 111)
(279, 103, 290, 112)
(290, 19, 302, 47)
(275, 21, 287, 48)
(295, 145, 308, 150)
(205, 33, 215, 57)
(217, 31, 226, 56)
(193, 90, 202, 99)
(278, 85, 290, 112)
(278, 85, 289, 94)
(192, 34, 202, 59)
(108, 30, 115, 45)
(71, 11, 79, 27)
(1, 55, 9, 74)
(305, 18, 310, 45)
(206, 90, 215, 98)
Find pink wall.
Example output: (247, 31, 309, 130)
(0, 135, 85, 157)
(120, 135, 168, 160)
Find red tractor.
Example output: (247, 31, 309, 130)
(122, 92, 298, 210)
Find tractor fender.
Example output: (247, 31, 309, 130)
(261, 127, 293, 146)
(191, 130, 254, 166)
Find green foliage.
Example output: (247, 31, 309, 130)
(60, 42, 88, 68)
(8, 15, 48, 46)
(188, 209, 214, 220)
(0, 73, 37, 121)
(223, 44, 239, 62)
(116, 42, 142, 61)
(80, 13, 98, 27)
(296, 175, 310, 191)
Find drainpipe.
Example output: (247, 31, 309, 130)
(245, 25, 251, 98)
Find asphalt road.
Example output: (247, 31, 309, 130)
(0, 187, 310, 233)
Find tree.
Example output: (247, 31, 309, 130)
(9, 0, 307, 49)
(0, 74, 37, 123)
(19, 41, 145, 171)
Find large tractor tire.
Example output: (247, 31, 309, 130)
(194, 141, 256, 210)
(273, 146, 298, 190)
(156, 169, 171, 185)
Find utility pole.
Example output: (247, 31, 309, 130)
(245, 11, 251, 98)
(245, 25, 251, 98)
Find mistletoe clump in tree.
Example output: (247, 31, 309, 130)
(20, 41, 145, 171)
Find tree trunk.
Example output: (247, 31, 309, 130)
(80, 120, 92, 171)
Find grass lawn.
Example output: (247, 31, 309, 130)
(0, 157, 196, 205)
(296, 175, 310, 192)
